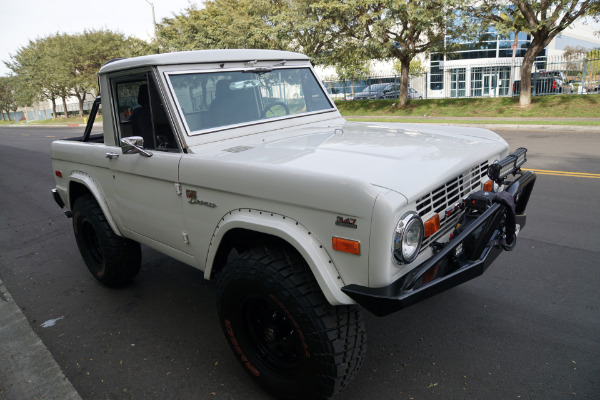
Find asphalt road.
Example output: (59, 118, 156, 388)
(0, 126, 599, 400)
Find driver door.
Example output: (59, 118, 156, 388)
(107, 71, 190, 256)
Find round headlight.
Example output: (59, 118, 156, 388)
(393, 213, 424, 264)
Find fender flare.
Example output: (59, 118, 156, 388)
(205, 208, 355, 306)
(69, 171, 123, 237)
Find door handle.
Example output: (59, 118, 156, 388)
(106, 152, 120, 159)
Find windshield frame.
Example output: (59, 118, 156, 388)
(164, 66, 336, 136)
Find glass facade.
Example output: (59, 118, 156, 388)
(450, 68, 466, 97)
(470, 66, 510, 97)
(444, 32, 539, 61)
(430, 53, 444, 90)
(430, 30, 549, 97)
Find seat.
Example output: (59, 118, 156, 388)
(129, 84, 154, 148)
(208, 79, 233, 127)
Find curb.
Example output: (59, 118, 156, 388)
(0, 279, 81, 400)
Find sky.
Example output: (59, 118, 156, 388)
(0, 0, 198, 77)
(1, 1, 599, 78)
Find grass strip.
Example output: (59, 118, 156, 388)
(345, 117, 600, 126)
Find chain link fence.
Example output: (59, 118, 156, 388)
(322, 56, 600, 101)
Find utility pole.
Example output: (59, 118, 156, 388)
(145, 0, 157, 38)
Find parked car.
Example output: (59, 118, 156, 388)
(353, 83, 399, 100)
(408, 87, 423, 99)
(513, 70, 572, 95)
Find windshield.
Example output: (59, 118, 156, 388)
(168, 67, 334, 133)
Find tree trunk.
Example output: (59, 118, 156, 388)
(51, 98, 57, 119)
(399, 57, 410, 109)
(519, 43, 542, 107)
(519, 35, 551, 107)
(61, 96, 68, 118)
(74, 91, 86, 118)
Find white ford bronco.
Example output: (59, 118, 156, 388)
(51, 49, 536, 399)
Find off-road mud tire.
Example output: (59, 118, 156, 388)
(216, 245, 366, 399)
(72, 194, 141, 287)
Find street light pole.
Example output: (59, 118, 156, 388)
(145, 0, 157, 38)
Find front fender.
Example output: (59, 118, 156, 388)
(205, 208, 354, 306)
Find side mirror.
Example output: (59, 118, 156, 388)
(121, 136, 152, 157)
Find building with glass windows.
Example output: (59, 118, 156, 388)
(427, 22, 600, 98)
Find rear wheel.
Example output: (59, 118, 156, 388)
(217, 245, 366, 399)
(72, 194, 141, 286)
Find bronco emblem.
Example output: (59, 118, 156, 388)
(186, 190, 217, 208)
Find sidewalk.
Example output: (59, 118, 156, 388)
(0, 278, 81, 400)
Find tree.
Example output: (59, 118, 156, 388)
(0, 77, 18, 120)
(4, 37, 67, 118)
(470, 0, 600, 107)
(586, 48, 600, 89)
(157, 0, 289, 52)
(335, 57, 371, 96)
(6, 31, 153, 118)
(393, 58, 427, 75)
(63, 30, 154, 117)
(312, 0, 465, 109)
(563, 45, 587, 79)
(271, 0, 337, 64)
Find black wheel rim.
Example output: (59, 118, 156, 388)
(81, 219, 103, 268)
(240, 295, 305, 374)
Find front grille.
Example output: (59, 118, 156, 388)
(416, 161, 489, 249)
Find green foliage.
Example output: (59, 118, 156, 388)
(335, 60, 370, 82)
(157, 0, 289, 52)
(6, 30, 153, 117)
(0, 77, 18, 120)
(309, 0, 466, 108)
(271, 0, 335, 65)
(393, 58, 427, 75)
(587, 48, 600, 77)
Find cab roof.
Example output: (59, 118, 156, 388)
(99, 49, 310, 74)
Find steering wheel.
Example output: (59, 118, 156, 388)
(262, 102, 290, 118)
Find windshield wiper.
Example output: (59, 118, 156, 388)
(243, 60, 287, 74)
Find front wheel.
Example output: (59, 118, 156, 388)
(72, 194, 141, 287)
(216, 245, 366, 399)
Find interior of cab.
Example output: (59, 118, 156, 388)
(168, 67, 333, 134)
(113, 73, 179, 151)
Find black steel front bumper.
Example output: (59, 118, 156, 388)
(342, 171, 537, 317)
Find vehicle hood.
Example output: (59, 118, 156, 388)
(192, 121, 508, 201)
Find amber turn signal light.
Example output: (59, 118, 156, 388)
(332, 237, 360, 255)
(424, 214, 440, 238)
(483, 180, 494, 192)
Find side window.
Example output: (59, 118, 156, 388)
(113, 73, 178, 151)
